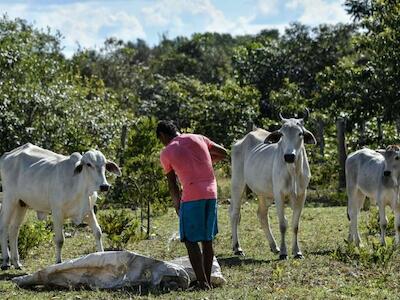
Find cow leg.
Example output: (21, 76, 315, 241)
(257, 195, 279, 254)
(292, 192, 305, 259)
(347, 189, 364, 246)
(52, 211, 65, 264)
(275, 193, 288, 260)
(230, 179, 245, 256)
(390, 191, 400, 246)
(378, 200, 387, 246)
(9, 206, 27, 269)
(0, 198, 13, 270)
(87, 209, 104, 252)
(394, 207, 400, 246)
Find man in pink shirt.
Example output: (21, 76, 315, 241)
(156, 120, 227, 290)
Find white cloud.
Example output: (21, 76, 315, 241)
(140, 0, 283, 36)
(222, 14, 286, 36)
(0, 2, 145, 57)
(0, 3, 28, 18)
(286, 0, 301, 10)
(141, 0, 235, 33)
(0, 0, 351, 57)
(285, 0, 351, 25)
(203, 2, 235, 32)
(257, 0, 279, 16)
(141, 2, 169, 27)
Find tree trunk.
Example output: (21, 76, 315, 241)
(118, 124, 128, 167)
(396, 118, 400, 137)
(358, 120, 366, 147)
(377, 117, 383, 143)
(316, 118, 325, 161)
(140, 205, 144, 234)
(147, 197, 151, 238)
(336, 118, 347, 190)
(108, 124, 128, 205)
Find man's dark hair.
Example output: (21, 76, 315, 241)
(156, 120, 178, 138)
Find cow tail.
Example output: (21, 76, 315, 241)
(0, 158, 2, 211)
(0, 158, 2, 193)
(347, 207, 350, 221)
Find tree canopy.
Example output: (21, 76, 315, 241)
(1, 0, 399, 206)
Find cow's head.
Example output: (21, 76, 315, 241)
(74, 150, 121, 192)
(264, 112, 316, 164)
(377, 145, 400, 182)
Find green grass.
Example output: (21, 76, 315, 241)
(2, 202, 400, 299)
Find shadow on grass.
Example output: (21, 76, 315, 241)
(217, 250, 335, 266)
(217, 256, 274, 267)
(307, 249, 335, 256)
(0, 259, 28, 281)
(0, 272, 28, 281)
(14, 283, 184, 296)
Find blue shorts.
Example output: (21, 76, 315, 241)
(179, 199, 218, 242)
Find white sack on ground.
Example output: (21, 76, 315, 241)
(12, 251, 226, 290)
(168, 256, 226, 286)
(12, 251, 190, 290)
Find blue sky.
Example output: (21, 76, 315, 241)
(0, 0, 351, 57)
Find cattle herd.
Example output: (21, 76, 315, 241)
(0, 113, 399, 271)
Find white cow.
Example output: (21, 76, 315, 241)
(0, 143, 121, 270)
(230, 115, 316, 259)
(346, 145, 400, 246)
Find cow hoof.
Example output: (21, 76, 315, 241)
(271, 247, 280, 254)
(294, 254, 304, 259)
(279, 254, 288, 260)
(234, 250, 245, 256)
(1, 265, 10, 271)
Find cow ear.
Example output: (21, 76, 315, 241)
(304, 129, 317, 145)
(74, 162, 84, 174)
(376, 149, 386, 155)
(264, 131, 282, 144)
(386, 145, 400, 152)
(106, 161, 121, 176)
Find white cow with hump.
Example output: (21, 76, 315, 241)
(230, 113, 316, 259)
(346, 145, 400, 246)
(0, 143, 121, 270)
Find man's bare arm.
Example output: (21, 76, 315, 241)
(209, 143, 228, 163)
(166, 170, 181, 215)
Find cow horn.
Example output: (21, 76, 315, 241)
(302, 108, 310, 121)
(279, 112, 288, 122)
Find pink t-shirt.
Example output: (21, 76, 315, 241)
(160, 133, 217, 202)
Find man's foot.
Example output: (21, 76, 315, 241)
(188, 280, 211, 291)
(198, 281, 211, 290)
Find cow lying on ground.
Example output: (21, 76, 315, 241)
(346, 145, 400, 246)
(0, 143, 121, 270)
(230, 113, 316, 259)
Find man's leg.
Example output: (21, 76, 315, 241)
(201, 240, 214, 286)
(185, 241, 210, 289)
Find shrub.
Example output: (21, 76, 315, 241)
(306, 189, 347, 207)
(98, 208, 141, 250)
(18, 221, 52, 259)
(331, 238, 397, 267)
(363, 207, 395, 236)
(108, 116, 170, 236)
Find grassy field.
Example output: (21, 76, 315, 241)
(1, 201, 400, 299)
